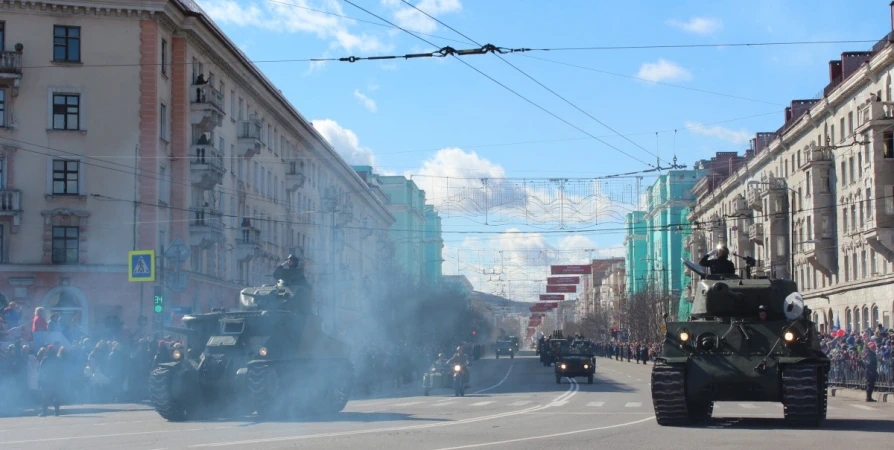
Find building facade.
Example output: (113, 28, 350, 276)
(624, 211, 648, 296)
(423, 205, 443, 285)
(0, 0, 394, 339)
(686, 8, 894, 331)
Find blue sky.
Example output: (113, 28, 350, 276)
(196, 0, 892, 300)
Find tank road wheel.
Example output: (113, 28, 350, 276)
(149, 367, 187, 422)
(248, 364, 286, 419)
(651, 364, 694, 426)
(782, 364, 826, 426)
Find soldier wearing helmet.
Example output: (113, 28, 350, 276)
(699, 243, 736, 275)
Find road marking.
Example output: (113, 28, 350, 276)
(739, 403, 757, 409)
(851, 404, 877, 411)
(433, 416, 657, 450)
(392, 401, 423, 407)
(624, 402, 642, 408)
(471, 363, 513, 395)
(508, 401, 531, 406)
(191, 378, 580, 447)
(0, 427, 224, 445)
(587, 401, 605, 407)
(433, 401, 456, 406)
(545, 401, 569, 407)
(470, 401, 495, 406)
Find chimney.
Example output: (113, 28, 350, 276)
(829, 60, 842, 82)
(785, 106, 792, 123)
(891, 1, 894, 30)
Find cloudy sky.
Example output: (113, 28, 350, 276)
(195, 0, 889, 300)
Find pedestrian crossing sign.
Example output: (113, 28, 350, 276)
(128, 250, 156, 282)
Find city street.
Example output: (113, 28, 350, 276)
(0, 353, 891, 449)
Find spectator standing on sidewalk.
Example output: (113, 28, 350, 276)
(864, 342, 878, 402)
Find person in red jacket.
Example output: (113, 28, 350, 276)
(32, 307, 48, 333)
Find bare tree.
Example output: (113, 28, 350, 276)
(623, 282, 677, 343)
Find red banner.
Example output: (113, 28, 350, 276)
(541, 302, 558, 308)
(546, 285, 576, 293)
(551, 264, 592, 275)
(539, 294, 564, 301)
(547, 276, 580, 285)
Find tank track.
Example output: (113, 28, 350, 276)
(651, 364, 713, 426)
(247, 364, 285, 419)
(248, 361, 354, 418)
(781, 364, 827, 426)
(148, 367, 187, 422)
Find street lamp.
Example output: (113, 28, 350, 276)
(747, 180, 800, 279)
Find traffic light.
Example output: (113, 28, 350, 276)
(611, 327, 618, 339)
(153, 285, 164, 314)
(471, 330, 477, 336)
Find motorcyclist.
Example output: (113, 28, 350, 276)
(431, 353, 447, 371)
(446, 346, 470, 385)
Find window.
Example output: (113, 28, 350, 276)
(822, 215, 830, 237)
(887, 185, 894, 215)
(776, 236, 785, 256)
(885, 131, 894, 158)
(853, 254, 859, 280)
(161, 39, 167, 74)
(866, 188, 872, 218)
(0, 21, 5, 51)
(806, 171, 811, 196)
(848, 157, 854, 183)
(858, 152, 863, 178)
(0, 88, 5, 127)
(807, 216, 812, 240)
(843, 208, 848, 233)
(219, 137, 224, 154)
(52, 93, 80, 130)
(844, 255, 850, 281)
(850, 205, 856, 231)
(840, 162, 846, 185)
(859, 202, 864, 228)
(159, 103, 167, 140)
(230, 144, 235, 172)
(230, 90, 235, 116)
(51, 226, 79, 264)
(830, 124, 835, 144)
(238, 97, 244, 120)
(0, 158, 5, 189)
(52, 159, 80, 195)
(53, 26, 81, 62)
(871, 249, 877, 275)
(848, 111, 854, 136)
(159, 166, 170, 205)
(840, 117, 846, 142)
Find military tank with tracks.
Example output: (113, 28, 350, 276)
(651, 260, 829, 427)
(148, 263, 353, 421)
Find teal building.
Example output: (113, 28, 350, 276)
(423, 205, 444, 285)
(624, 212, 648, 297)
(627, 169, 706, 298)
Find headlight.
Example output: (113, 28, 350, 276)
(258, 347, 268, 357)
(583, 364, 589, 369)
(783, 331, 795, 342)
(172, 349, 182, 360)
(560, 364, 567, 370)
(679, 331, 690, 342)
(454, 365, 462, 372)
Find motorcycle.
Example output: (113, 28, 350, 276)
(453, 363, 468, 397)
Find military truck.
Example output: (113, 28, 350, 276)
(495, 338, 515, 359)
(651, 260, 829, 426)
(148, 267, 353, 421)
(555, 341, 595, 384)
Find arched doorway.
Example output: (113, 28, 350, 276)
(845, 308, 852, 332)
(871, 304, 879, 329)
(41, 286, 89, 337)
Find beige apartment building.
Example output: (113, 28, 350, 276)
(0, 0, 394, 339)
(687, 9, 894, 332)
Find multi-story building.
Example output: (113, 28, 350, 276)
(686, 4, 894, 331)
(640, 168, 709, 296)
(423, 205, 443, 285)
(624, 211, 648, 296)
(0, 0, 393, 338)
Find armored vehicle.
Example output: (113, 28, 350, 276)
(651, 261, 829, 426)
(495, 338, 515, 359)
(148, 269, 352, 421)
(555, 341, 595, 384)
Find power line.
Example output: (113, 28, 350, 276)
(340, 0, 654, 168)
(526, 40, 881, 51)
(399, 1, 663, 165)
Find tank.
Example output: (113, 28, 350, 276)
(650, 261, 830, 427)
(148, 268, 353, 421)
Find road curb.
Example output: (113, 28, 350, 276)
(829, 387, 890, 402)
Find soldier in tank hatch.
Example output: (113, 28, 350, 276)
(699, 244, 736, 275)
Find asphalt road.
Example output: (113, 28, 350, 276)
(1, 353, 892, 449)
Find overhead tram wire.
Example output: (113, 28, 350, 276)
(340, 0, 655, 168)
(398, 0, 666, 167)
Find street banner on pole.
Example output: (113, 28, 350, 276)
(546, 285, 576, 293)
(539, 294, 564, 301)
(550, 265, 592, 275)
(547, 276, 580, 285)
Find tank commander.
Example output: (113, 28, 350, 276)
(699, 244, 736, 275)
(758, 305, 769, 321)
(273, 254, 313, 314)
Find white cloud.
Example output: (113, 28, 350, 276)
(666, 17, 723, 35)
(197, 0, 392, 53)
(311, 119, 377, 166)
(636, 59, 692, 83)
(412, 148, 523, 211)
(353, 89, 378, 112)
(684, 121, 751, 144)
(382, 0, 463, 34)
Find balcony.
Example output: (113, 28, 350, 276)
(804, 237, 836, 276)
(864, 227, 894, 259)
(189, 144, 225, 190)
(805, 146, 834, 165)
(731, 194, 748, 214)
(188, 209, 225, 248)
(236, 118, 262, 158)
(285, 160, 306, 192)
(235, 220, 262, 261)
(0, 189, 22, 232)
(748, 222, 764, 244)
(0, 46, 23, 95)
(190, 84, 225, 133)
(747, 186, 763, 211)
(855, 99, 894, 134)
